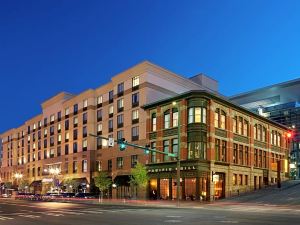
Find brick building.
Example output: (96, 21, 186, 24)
(144, 91, 291, 201)
(0, 61, 217, 196)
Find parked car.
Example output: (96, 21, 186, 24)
(74, 193, 97, 199)
(2, 193, 11, 198)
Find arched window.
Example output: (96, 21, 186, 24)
(151, 113, 157, 131)
(214, 109, 219, 128)
(254, 124, 257, 139)
(243, 120, 248, 136)
(164, 110, 170, 129)
(172, 108, 178, 127)
(220, 110, 226, 129)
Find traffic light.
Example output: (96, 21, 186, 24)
(144, 144, 150, 154)
(118, 138, 126, 151)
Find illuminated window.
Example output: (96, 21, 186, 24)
(50, 114, 55, 123)
(97, 123, 102, 132)
(83, 139, 88, 148)
(164, 110, 170, 129)
(82, 160, 88, 172)
(97, 95, 103, 105)
(65, 108, 70, 116)
(172, 108, 178, 127)
(151, 113, 157, 131)
(83, 99, 88, 108)
(132, 109, 139, 120)
(109, 105, 114, 115)
(132, 76, 140, 87)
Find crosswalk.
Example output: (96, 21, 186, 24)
(0, 207, 147, 221)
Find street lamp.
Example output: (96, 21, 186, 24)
(172, 101, 181, 207)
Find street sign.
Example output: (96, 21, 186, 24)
(108, 138, 114, 147)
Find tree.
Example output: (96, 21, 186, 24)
(18, 180, 29, 192)
(130, 162, 149, 199)
(64, 179, 80, 193)
(94, 172, 112, 203)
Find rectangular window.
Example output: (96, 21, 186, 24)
(254, 149, 258, 167)
(117, 157, 124, 169)
(50, 148, 55, 158)
(57, 111, 61, 121)
(195, 107, 201, 123)
(83, 126, 87, 138)
(131, 155, 138, 168)
(245, 146, 249, 165)
(215, 139, 220, 161)
(57, 146, 61, 157)
(132, 109, 139, 123)
(109, 90, 114, 103)
(233, 116, 237, 133)
(117, 82, 124, 95)
(117, 130, 124, 140)
(172, 139, 178, 158)
(221, 140, 227, 162)
(243, 120, 248, 136)
(108, 159, 112, 171)
(132, 92, 139, 107)
(97, 109, 102, 122)
(65, 144, 69, 155)
(172, 109, 178, 127)
(117, 114, 124, 128)
(97, 95, 103, 106)
(220, 112, 226, 129)
(50, 114, 55, 123)
(164, 112, 170, 129)
(109, 105, 114, 116)
(233, 144, 238, 164)
(83, 113, 88, 124)
(245, 175, 248, 185)
(73, 104, 78, 114)
(163, 140, 169, 161)
(83, 99, 88, 109)
(239, 145, 243, 165)
(82, 160, 88, 172)
(214, 111, 219, 128)
(239, 174, 243, 185)
(65, 132, 69, 142)
(132, 76, 139, 88)
(97, 123, 102, 133)
(233, 174, 237, 185)
(238, 117, 243, 135)
(73, 161, 78, 173)
(151, 142, 156, 163)
(65, 120, 69, 130)
(73, 117, 78, 127)
(132, 126, 139, 141)
(73, 129, 78, 140)
(96, 161, 102, 171)
(73, 142, 78, 153)
(57, 123, 61, 132)
(65, 107, 70, 117)
(117, 98, 124, 112)
(188, 142, 206, 160)
(108, 119, 113, 132)
(152, 113, 157, 131)
(83, 139, 88, 151)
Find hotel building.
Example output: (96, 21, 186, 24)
(0, 61, 217, 196)
(144, 91, 291, 201)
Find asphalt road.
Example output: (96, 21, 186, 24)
(0, 198, 300, 225)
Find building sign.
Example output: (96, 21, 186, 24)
(42, 178, 53, 183)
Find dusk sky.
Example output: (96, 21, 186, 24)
(1, 0, 300, 133)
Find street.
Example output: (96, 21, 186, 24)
(1, 181, 300, 225)
(0, 198, 300, 225)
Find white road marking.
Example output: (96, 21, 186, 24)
(19, 214, 41, 218)
(164, 220, 182, 223)
(166, 216, 183, 218)
(0, 216, 14, 220)
(218, 221, 239, 224)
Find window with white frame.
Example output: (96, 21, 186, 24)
(83, 99, 88, 108)
(132, 76, 140, 87)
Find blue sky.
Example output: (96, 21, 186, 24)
(1, 0, 300, 133)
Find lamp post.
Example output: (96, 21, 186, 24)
(173, 101, 181, 207)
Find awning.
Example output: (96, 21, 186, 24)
(30, 180, 42, 187)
